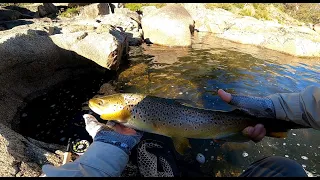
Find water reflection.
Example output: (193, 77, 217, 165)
(118, 32, 320, 177)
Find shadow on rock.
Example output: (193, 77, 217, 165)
(0, 19, 34, 30)
(3, 5, 36, 17)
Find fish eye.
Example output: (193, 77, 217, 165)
(97, 100, 104, 106)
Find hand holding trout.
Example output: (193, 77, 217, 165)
(88, 87, 317, 155)
(218, 89, 270, 142)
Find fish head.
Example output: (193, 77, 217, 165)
(88, 93, 146, 123)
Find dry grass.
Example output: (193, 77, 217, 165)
(124, 3, 166, 11)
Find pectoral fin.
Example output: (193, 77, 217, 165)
(171, 137, 191, 155)
(100, 109, 131, 123)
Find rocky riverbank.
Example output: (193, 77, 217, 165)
(0, 3, 319, 177)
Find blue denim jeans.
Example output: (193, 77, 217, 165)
(240, 156, 308, 177)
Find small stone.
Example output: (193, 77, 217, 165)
(21, 113, 28, 117)
(242, 152, 248, 157)
(196, 153, 205, 164)
(285, 155, 289, 158)
(283, 143, 286, 145)
(297, 143, 300, 146)
(292, 133, 296, 136)
(60, 137, 66, 142)
(301, 156, 308, 160)
(204, 148, 208, 151)
(179, 92, 183, 95)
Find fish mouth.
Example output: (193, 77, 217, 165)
(88, 100, 102, 115)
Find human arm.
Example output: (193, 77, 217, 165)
(42, 114, 143, 177)
(218, 85, 320, 142)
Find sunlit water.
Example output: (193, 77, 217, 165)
(116, 32, 320, 177)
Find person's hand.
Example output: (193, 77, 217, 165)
(218, 89, 273, 142)
(83, 114, 143, 154)
(83, 114, 137, 138)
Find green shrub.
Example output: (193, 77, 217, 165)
(59, 7, 80, 18)
(124, 3, 166, 11)
(124, 3, 144, 11)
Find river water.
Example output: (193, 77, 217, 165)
(116, 32, 320, 177)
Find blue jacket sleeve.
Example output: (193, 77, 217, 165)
(42, 141, 129, 177)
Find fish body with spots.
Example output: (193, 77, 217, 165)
(88, 93, 307, 154)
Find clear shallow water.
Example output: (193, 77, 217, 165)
(117, 32, 320, 177)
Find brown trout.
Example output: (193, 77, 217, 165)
(88, 93, 307, 154)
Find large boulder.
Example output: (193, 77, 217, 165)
(141, 4, 195, 47)
(183, 4, 237, 33)
(97, 11, 142, 46)
(79, 3, 110, 19)
(51, 24, 128, 70)
(140, 6, 158, 17)
(37, 3, 58, 17)
(114, 8, 141, 25)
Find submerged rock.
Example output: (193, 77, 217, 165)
(141, 4, 195, 47)
(118, 63, 148, 82)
